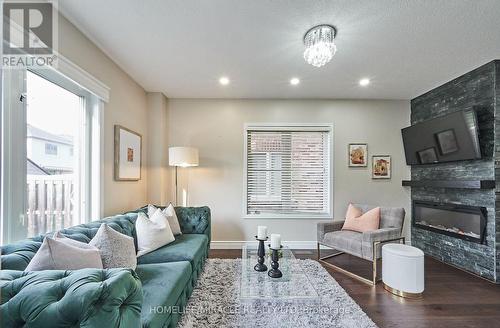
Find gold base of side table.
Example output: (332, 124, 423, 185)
(383, 283, 423, 299)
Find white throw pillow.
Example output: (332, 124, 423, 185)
(148, 204, 182, 235)
(25, 236, 103, 271)
(149, 207, 169, 227)
(136, 212, 175, 257)
(89, 224, 137, 269)
(53, 231, 96, 249)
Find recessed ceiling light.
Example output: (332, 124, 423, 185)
(290, 78, 300, 85)
(359, 78, 370, 86)
(219, 77, 230, 85)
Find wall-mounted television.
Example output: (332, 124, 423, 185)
(401, 110, 481, 165)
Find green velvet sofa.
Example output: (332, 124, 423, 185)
(0, 206, 211, 328)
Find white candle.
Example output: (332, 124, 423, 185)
(257, 226, 267, 240)
(270, 234, 281, 249)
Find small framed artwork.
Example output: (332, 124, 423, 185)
(417, 147, 438, 164)
(435, 129, 459, 155)
(114, 125, 142, 181)
(372, 155, 391, 179)
(348, 143, 368, 167)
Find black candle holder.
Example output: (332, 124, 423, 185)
(254, 236, 268, 272)
(267, 245, 283, 278)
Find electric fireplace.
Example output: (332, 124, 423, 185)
(412, 201, 487, 244)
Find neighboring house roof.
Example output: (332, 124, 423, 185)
(27, 158, 50, 175)
(27, 124, 73, 146)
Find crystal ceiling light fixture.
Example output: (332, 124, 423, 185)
(303, 24, 337, 68)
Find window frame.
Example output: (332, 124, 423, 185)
(242, 123, 334, 219)
(1, 68, 104, 243)
(1, 32, 108, 243)
(28, 67, 101, 226)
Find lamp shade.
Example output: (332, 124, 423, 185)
(169, 147, 199, 167)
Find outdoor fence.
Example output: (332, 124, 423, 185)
(26, 174, 75, 236)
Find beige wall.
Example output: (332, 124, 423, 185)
(58, 15, 150, 215)
(168, 99, 412, 244)
(147, 93, 171, 205)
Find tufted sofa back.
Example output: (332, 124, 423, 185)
(1, 206, 211, 271)
(130, 205, 211, 242)
(1, 212, 138, 271)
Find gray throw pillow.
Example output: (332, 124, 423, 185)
(90, 224, 137, 269)
(25, 236, 103, 271)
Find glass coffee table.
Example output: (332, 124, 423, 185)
(240, 244, 319, 301)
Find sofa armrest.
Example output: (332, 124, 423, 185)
(0, 268, 143, 327)
(317, 220, 344, 242)
(362, 227, 401, 243)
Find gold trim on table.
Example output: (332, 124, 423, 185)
(383, 283, 423, 299)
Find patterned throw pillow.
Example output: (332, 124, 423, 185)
(89, 224, 137, 269)
(25, 236, 103, 271)
(148, 204, 182, 235)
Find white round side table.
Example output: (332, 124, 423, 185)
(382, 243, 424, 299)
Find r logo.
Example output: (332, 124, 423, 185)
(3, 2, 53, 55)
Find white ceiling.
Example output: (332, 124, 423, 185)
(59, 0, 500, 99)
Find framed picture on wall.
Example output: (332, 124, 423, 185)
(435, 129, 459, 155)
(372, 155, 391, 179)
(417, 147, 438, 164)
(114, 125, 142, 181)
(348, 143, 368, 167)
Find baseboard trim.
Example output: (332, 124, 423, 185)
(210, 240, 326, 249)
(210, 238, 411, 249)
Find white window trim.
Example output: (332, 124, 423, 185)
(242, 123, 334, 220)
(1, 70, 105, 244)
(54, 54, 110, 103)
(29, 68, 104, 222)
(1, 69, 28, 243)
(1, 30, 108, 243)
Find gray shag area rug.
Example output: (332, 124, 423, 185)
(178, 259, 377, 328)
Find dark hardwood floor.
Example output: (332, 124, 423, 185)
(209, 249, 500, 328)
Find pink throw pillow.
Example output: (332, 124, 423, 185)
(345, 203, 363, 220)
(342, 205, 380, 233)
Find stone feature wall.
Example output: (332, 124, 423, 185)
(410, 60, 499, 282)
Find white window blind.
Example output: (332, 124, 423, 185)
(245, 126, 332, 218)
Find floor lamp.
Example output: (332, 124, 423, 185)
(168, 147, 199, 206)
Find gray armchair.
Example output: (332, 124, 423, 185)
(317, 204, 405, 285)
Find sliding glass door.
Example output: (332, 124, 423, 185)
(1, 68, 101, 243)
(26, 71, 86, 236)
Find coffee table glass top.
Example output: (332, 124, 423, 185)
(240, 244, 319, 300)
